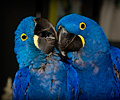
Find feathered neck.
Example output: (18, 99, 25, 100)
(15, 46, 47, 69)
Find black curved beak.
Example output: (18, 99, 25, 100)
(58, 26, 83, 56)
(33, 18, 57, 54)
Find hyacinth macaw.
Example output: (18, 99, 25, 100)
(56, 13, 120, 99)
(13, 17, 78, 100)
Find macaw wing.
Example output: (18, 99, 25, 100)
(64, 62, 79, 100)
(12, 67, 30, 100)
(110, 46, 120, 80)
(110, 46, 120, 71)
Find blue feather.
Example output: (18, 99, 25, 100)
(12, 67, 30, 100)
(64, 62, 79, 100)
(110, 46, 120, 72)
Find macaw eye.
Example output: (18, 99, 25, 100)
(20, 33, 27, 41)
(79, 22, 86, 30)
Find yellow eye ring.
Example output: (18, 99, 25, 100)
(79, 22, 86, 30)
(20, 33, 28, 41)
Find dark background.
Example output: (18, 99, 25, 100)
(1, 0, 120, 99)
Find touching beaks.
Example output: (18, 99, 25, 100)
(33, 18, 85, 55)
(57, 25, 85, 56)
(33, 18, 57, 54)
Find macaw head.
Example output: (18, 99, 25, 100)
(15, 17, 57, 68)
(56, 14, 110, 62)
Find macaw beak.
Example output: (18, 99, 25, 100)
(57, 26, 85, 56)
(33, 18, 57, 54)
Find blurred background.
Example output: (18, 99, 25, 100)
(1, 0, 120, 99)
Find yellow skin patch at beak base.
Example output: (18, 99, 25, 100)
(78, 35, 85, 47)
(33, 35, 39, 49)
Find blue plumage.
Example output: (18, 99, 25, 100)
(110, 46, 120, 72)
(14, 16, 41, 69)
(56, 13, 120, 99)
(13, 16, 79, 100)
(63, 62, 79, 100)
(13, 67, 30, 100)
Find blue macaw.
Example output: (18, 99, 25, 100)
(13, 17, 79, 100)
(56, 13, 120, 99)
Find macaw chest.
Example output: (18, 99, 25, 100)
(76, 60, 120, 98)
(27, 55, 69, 99)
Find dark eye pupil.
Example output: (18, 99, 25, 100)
(81, 24, 85, 28)
(22, 35, 27, 39)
